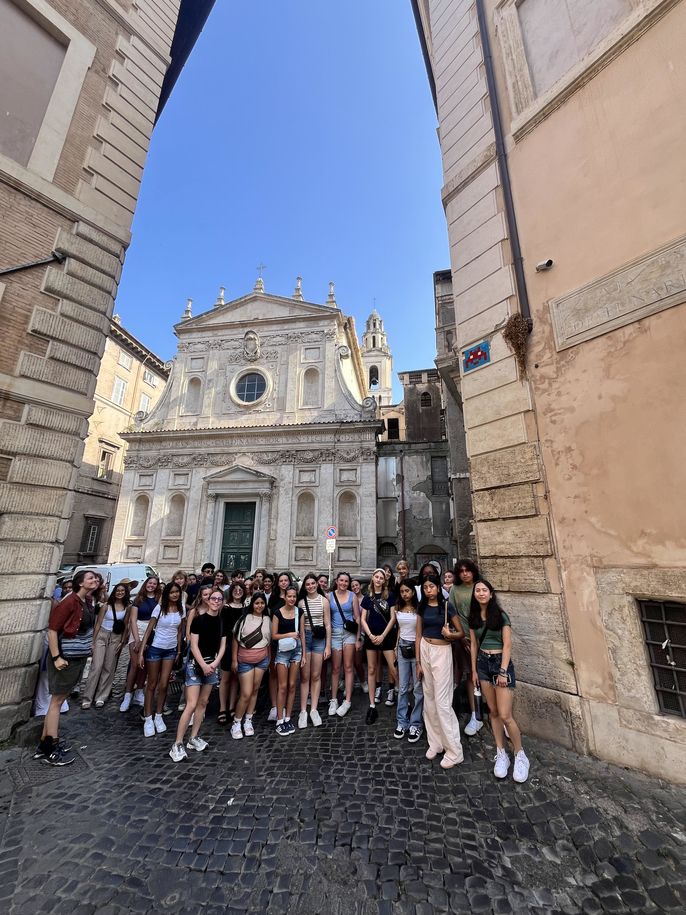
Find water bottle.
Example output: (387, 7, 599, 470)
(474, 684, 483, 721)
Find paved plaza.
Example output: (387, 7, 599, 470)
(0, 685, 684, 915)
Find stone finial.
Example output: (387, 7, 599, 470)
(327, 281, 337, 307)
(293, 276, 304, 301)
(214, 285, 225, 307)
(182, 297, 193, 320)
(254, 276, 265, 293)
(112, 313, 121, 324)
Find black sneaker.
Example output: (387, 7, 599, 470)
(32, 744, 48, 760)
(42, 747, 75, 767)
(393, 727, 407, 739)
(365, 707, 378, 725)
(408, 726, 422, 743)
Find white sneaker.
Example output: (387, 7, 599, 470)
(243, 716, 254, 737)
(361, 682, 369, 694)
(298, 710, 308, 729)
(513, 750, 530, 783)
(132, 689, 145, 706)
(374, 686, 381, 702)
(385, 689, 395, 706)
(94, 700, 105, 708)
(310, 709, 322, 727)
(186, 735, 208, 752)
(464, 715, 483, 737)
(177, 698, 186, 711)
(119, 692, 132, 712)
(494, 748, 510, 779)
(143, 716, 155, 738)
(169, 742, 187, 762)
(336, 699, 351, 717)
(268, 706, 278, 722)
(154, 713, 166, 734)
(328, 698, 338, 716)
(231, 720, 243, 740)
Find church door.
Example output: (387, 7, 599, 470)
(220, 502, 255, 571)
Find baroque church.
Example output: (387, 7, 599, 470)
(110, 278, 394, 579)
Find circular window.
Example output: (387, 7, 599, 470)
(235, 372, 267, 403)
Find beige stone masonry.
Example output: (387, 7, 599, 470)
(48, 340, 102, 375)
(0, 484, 72, 518)
(0, 574, 53, 602)
(55, 228, 122, 278)
(453, 265, 515, 321)
(60, 301, 112, 335)
(1, 632, 44, 668)
(0, 542, 57, 575)
(481, 556, 548, 592)
(514, 681, 587, 752)
(0, 601, 49, 634)
(472, 483, 537, 520)
(0, 666, 37, 707)
(19, 352, 93, 396)
(458, 299, 510, 348)
(464, 380, 531, 429)
(30, 308, 106, 351)
(43, 267, 113, 315)
(478, 515, 552, 557)
(467, 412, 528, 456)
(8, 455, 76, 490)
(0, 423, 81, 464)
(74, 221, 125, 259)
(66, 258, 119, 297)
(25, 405, 88, 438)
(470, 442, 540, 490)
(0, 514, 63, 542)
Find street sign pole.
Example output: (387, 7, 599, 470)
(325, 527, 337, 589)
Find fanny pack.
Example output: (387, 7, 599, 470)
(399, 641, 416, 660)
(332, 592, 357, 634)
(239, 616, 264, 649)
(111, 606, 127, 636)
(279, 606, 299, 652)
(304, 597, 326, 640)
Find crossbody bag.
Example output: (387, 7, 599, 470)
(278, 606, 299, 653)
(304, 597, 326, 640)
(238, 614, 264, 649)
(332, 592, 358, 634)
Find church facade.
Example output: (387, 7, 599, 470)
(109, 280, 381, 578)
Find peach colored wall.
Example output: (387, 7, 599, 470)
(506, 4, 686, 704)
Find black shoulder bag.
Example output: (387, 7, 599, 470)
(304, 597, 326, 640)
(111, 606, 126, 636)
(238, 614, 263, 649)
(332, 592, 358, 635)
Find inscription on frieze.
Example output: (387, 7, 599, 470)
(550, 235, 686, 350)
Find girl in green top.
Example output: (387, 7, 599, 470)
(448, 559, 482, 736)
(468, 579, 530, 784)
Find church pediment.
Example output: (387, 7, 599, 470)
(178, 293, 335, 331)
(204, 463, 276, 486)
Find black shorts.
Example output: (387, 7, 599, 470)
(48, 655, 87, 696)
(363, 632, 396, 653)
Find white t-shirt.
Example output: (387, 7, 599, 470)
(151, 606, 185, 650)
(396, 609, 418, 642)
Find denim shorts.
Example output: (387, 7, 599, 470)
(477, 651, 516, 689)
(184, 658, 220, 688)
(145, 644, 177, 662)
(237, 655, 270, 675)
(275, 643, 303, 666)
(304, 630, 326, 655)
(331, 628, 357, 651)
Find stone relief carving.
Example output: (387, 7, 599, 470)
(129, 427, 376, 453)
(243, 330, 260, 361)
(223, 349, 279, 365)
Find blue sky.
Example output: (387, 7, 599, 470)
(116, 0, 448, 401)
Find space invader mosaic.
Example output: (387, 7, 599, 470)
(462, 340, 491, 372)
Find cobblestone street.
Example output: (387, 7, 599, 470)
(0, 683, 684, 915)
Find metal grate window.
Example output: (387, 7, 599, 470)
(638, 599, 686, 719)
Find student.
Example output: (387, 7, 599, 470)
(468, 579, 529, 783)
(416, 575, 464, 769)
(449, 558, 482, 736)
(262, 573, 274, 600)
(35, 570, 99, 765)
(395, 560, 411, 584)
(187, 562, 215, 603)
(268, 572, 294, 721)
(171, 571, 189, 607)
(170, 587, 226, 761)
(218, 582, 246, 725)
(360, 568, 398, 724)
(231, 593, 272, 739)
(382, 564, 397, 592)
(272, 585, 302, 734)
(81, 581, 131, 709)
(297, 574, 331, 728)
(327, 572, 359, 718)
(350, 578, 368, 693)
(120, 575, 161, 711)
(317, 573, 330, 593)
(393, 581, 423, 742)
(139, 582, 185, 737)
(213, 569, 229, 593)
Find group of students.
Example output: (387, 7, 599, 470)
(36, 559, 529, 783)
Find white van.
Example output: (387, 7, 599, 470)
(72, 563, 159, 597)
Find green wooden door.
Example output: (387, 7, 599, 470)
(220, 502, 255, 572)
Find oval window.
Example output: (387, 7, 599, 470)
(236, 372, 266, 403)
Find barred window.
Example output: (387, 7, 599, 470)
(638, 599, 686, 719)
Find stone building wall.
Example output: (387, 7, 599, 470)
(0, 0, 202, 739)
(413, 0, 686, 781)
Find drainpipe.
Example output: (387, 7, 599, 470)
(398, 450, 407, 561)
(475, 0, 532, 330)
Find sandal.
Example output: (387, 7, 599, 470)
(217, 711, 228, 726)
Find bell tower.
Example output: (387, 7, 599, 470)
(361, 309, 393, 405)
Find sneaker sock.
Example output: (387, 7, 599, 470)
(40, 736, 55, 754)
